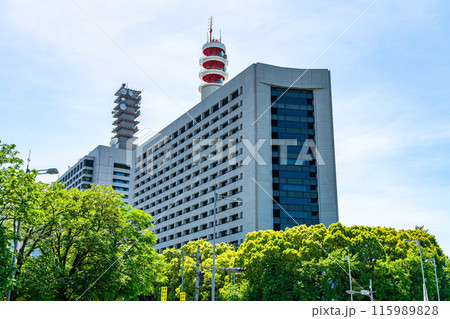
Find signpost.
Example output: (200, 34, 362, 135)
(161, 286, 167, 301)
(180, 292, 186, 301)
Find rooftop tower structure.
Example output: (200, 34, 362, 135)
(199, 17, 228, 100)
(111, 83, 141, 149)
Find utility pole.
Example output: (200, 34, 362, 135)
(432, 258, 440, 301)
(6, 219, 21, 301)
(345, 254, 353, 301)
(195, 245, 200, 301)
(212, 191, 217, 301)
(370, 279, 374, 301)
(417, 240, 429, 301)
(181, 251, 185, 293)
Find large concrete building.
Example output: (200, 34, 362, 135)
(58, 27, 338, 253)
(132, 63, 338, 252)
(57, 145, 131, 203)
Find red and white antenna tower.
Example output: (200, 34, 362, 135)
(199, 17, 228, 100)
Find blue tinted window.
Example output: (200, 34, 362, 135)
(279, 171, 309, 178)
(277, 109, 308, 116)
(271, 87, 317, 230)
(276, 96, 308, 105)
(279, 197, 310, 205)
(277, 133, 308, 140)
(280, 184, 308, 192)
(113, 179, 129, 184)
(280, 211, 312, 219)
(113, 186, 129, 192)
(277, 121, 308, 128)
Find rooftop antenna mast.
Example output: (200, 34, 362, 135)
(209, 16, 213, 42)
(199, 17, 228, 100)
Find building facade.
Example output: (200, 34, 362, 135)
(131, 63, 339, 252)
(57, 144, 132, 202)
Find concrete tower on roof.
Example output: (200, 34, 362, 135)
(199, 17, 229, 100)
(110, 83, 142, 149)
(58, 84, 141, 202)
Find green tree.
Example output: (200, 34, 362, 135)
(13, 184, 163, 300)
(0, 140, 37, 299)
(0, 141, 163, 300)
(0, 225, 11, 298)
(157, 239, 239, 301)
(157, 223, 449, 301)
(234, 223, 448, 301)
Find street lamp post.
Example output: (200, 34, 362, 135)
(6, 164, 59, 301)
(426, 257, 440, 301)
(212, 192, 218, 301)
(211, 191, 242, 301)
(369, 279, 374, 301)
(344, 255, 353, 301)
(181, 251, 185, 293)
(405, 238, 428, 301)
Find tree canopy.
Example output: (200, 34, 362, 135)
(0, 141, 163, 300)
(158, 224, 449, 301)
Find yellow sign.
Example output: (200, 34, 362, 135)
(180, 292, 186, 301)
(161, 286, 167, 301)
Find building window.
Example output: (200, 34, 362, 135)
(113, 179, 129, 184)
(113, 186, 129, 192)
(113, 171, 130, 177)
(221, 97, 229, 107)
(114, 163, 130, 170)
(84, 159, 94, 167)
(271, 87, 318, 230)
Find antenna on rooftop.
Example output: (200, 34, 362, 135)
(199, 17, 228, 100)
(209, 16, 213, 42)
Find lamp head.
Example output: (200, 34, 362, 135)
(46, 168, 59, 175)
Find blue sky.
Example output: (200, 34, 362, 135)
(1, 0, 449, 255)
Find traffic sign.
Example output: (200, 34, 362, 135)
(161, 286, 167, 301)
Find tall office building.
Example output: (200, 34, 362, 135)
(132, 63, 338, 252)
(58, 25, 338, 253)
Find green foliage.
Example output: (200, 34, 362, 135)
(0, 141, 22, 168)
(0, 140, 32, 299)
(158, 222, 449, 301)
(13, 185, 163, 300)
(0, 141, 163, 300)
(0, 225, 12, 298)
(155, 239, 241, 301)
